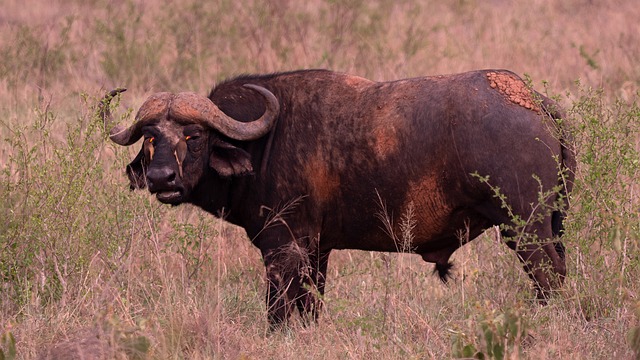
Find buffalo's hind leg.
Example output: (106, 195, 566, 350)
(504, 220, 566, 301)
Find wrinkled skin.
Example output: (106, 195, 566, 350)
(105, 69, 574, 329)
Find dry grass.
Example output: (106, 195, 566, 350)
(1, 0, 639, 359)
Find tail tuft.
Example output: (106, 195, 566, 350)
(551, 210, 564, 237)
(554, 241, 566, 260)
(434, 262, 454, 283)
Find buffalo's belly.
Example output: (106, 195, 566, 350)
(327, 202, 459, 253)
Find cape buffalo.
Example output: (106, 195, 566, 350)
(101, 69, 574, 329)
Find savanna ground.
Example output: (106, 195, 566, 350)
(1, 0, 639, 359)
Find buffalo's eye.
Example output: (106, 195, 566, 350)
(185, 134, 204, 152)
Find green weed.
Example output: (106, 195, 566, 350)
(564, 85, 640, 320)
(0, 330, 16, 360)
(451, 305, 529, 360)
(0, 92, 132, 310)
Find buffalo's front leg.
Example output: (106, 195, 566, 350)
(296, 250, 330, 324)
(264, 267, 298, 329)
(262, 241, 311, 330)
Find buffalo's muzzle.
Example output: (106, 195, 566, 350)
(146, 167, 183, 203)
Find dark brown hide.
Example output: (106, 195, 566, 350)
(107, 69, 574, 330)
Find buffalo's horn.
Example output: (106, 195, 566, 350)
(102, 89, 174, 146)
(171, 84, 279, 141)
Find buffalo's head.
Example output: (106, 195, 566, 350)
(100, 85, 279, 204)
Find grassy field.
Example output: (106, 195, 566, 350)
(1, 0, 639, 358)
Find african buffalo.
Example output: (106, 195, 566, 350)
(101, 69, 574, 329)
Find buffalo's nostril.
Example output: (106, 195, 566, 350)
(167, 172, 176, 184)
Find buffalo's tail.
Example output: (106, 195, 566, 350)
(542, 97, 575, 252)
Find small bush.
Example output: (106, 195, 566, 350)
(451, 306, 529, 360)
(0, 93, 132, 310)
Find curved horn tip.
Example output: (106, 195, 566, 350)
(242, 84, 260, 90)
(179, 84, 279, 142)
(242, 84, 280, 111)
(242, 83, 273, 96)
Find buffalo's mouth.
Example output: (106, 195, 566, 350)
(155, 190, 183, 204)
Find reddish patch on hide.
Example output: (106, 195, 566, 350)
(343, 75, 374, 88)
(305, 155, 340, 205)
(371, 123, 399, 160)
(402, 175, 453, 241)
(486, 71, 540, 112)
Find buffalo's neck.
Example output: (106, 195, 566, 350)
(189, 175, 234, 220)
(189, 174, 259, 233)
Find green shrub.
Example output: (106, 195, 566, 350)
(0, 93, 133, 310)
(452, 306, 529, 360)
(564, 85, 640, 319)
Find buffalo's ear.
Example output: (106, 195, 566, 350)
(209, 139, 254, 177)
(126, 148, 147, 189)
